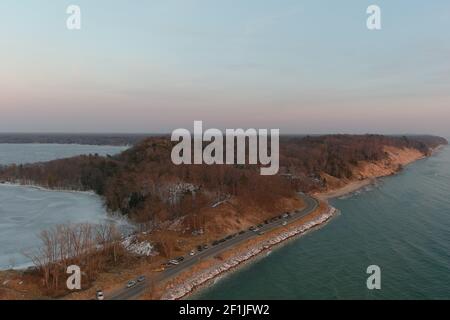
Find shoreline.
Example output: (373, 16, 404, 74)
(1, 144, 446, 299)
(162, 205, 337, 300)
(0, 181, 97, 196)
(158, 146, 447, 300)
(315, 145, 447, 201)
(315, 179, 374, 200)
(0, 182, 135, 272)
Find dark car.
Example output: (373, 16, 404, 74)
(249, 226, 256, 231)
(176, 256, 185, 262)
(225, 235, 233, 240)
(212, 240, 220, 246)
(238, 231, 245, 235)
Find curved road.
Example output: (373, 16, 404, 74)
(108, 193, 319, 300)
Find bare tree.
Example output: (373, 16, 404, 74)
(25, 222, 127, 295)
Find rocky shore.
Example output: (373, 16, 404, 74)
(162, 206, 337, 300)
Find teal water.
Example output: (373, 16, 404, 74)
(196, 146, 450, 299)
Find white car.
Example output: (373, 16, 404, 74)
(282, 221, 287, 226)
(189, 250, 196, 256)
(96, 290, 104, 300)
(126, 280, 137, 288)
(169, 259, 179, 265)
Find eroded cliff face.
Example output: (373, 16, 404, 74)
(318, 146, 427, 198)
(354, 146, 425, 179)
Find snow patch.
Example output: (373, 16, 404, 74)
(122, 235, 158, 257)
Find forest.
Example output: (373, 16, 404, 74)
(0, 134, 446, 225)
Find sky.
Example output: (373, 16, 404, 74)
(0, 0, 449, 135)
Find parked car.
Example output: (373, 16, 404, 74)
(189, 250, 196, 256)
(282, 221, 287, 226)
(176, 256, 185, 262)
(137, 275, 146, 282)
(126, 280, 137, 288)
(168, 259, 179, 265)
(212, 240, 220, 246)
(238, 231, 245, 235)
(96, 290, 104, 300)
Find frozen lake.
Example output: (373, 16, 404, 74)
(0, 143, 129, 270)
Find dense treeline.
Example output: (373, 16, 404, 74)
(0, 135, 446, 224)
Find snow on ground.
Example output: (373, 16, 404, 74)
(122, 235, 158, 257)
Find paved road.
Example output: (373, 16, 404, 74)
(107, 193, 319, 300)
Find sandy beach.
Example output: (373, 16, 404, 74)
(315, 179, 374, 200)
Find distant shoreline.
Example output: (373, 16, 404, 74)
(0, 133, 159, 146)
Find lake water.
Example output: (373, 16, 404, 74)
(0, 144, 128, 270)
(196, 146, 450, 299)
